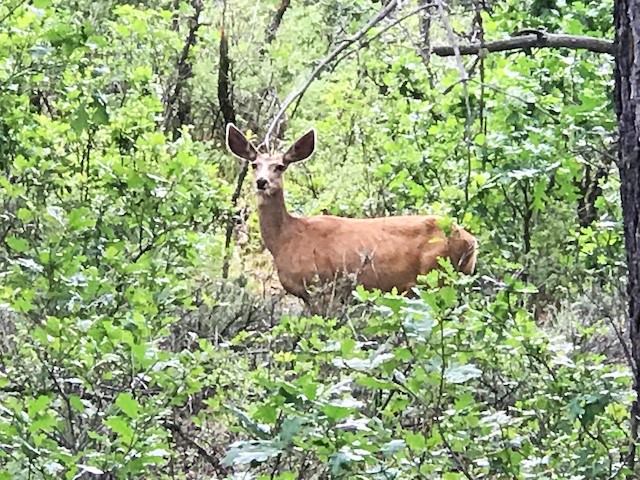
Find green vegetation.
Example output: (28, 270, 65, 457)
(0, 0, 632, 478)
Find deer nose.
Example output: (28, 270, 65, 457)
(256, 178, 268, 190)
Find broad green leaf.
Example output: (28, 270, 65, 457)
(115, 393, 140, 419)
(27, 395, 51, 417)
(222, 440, 282, 466)
(71, 105, 89, 133)
(6, 236, 28, 253)
(105, 416, 134, 443)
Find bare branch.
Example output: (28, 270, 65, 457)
(219, 1, 242, 280)
(435, 0, 467, 81)
(0, 0, 28, 26)
(262, 0, 400, 147)
(432, 31, 615, 57)
(264, 0, 291, 45)
(162, 0, 204, 135)
(218, 26, 236, 127)
(165, 421, 229, 477)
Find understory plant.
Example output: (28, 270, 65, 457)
(220, 267, 632, 479)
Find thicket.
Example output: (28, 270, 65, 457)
(0, 0, 631, 478)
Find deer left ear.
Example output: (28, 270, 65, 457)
(283, 129, 316, 164)
(226, 123, 258, 162)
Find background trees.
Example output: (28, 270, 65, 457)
(0, 0, 634, 478)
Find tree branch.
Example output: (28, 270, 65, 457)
(217, 26, 236, 127)
(0, 0, 27, 27)
(264, 0, 291, 45)
(162, 0, 204, 135)
(432, 31, 615, 57)
(165, 421, 229, 477)
(262, 0, 399, 147)
(218, 2, 243, 280)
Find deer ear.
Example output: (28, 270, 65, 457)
(226, 123, 258, 162)
(283, 129, 316, 164)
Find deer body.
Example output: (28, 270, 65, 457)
(226, 124, 477, 307)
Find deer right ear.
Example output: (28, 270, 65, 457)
(226, 123, 258, 162)
(283, 129, 316, 164)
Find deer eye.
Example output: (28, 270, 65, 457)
(275, 164, 286, 172)
(250, 163, 258, 170)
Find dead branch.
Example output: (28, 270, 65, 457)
(435, 0, 467, 80)
(163, 0, 204, 135)
(265, 0, 291, 45)
(218, 3, 243, 279)
(432, 31, 615, 57)
(165, 421, 230, 477)
(290, 2, 436, 124)
(262, 0, 400, 147)
(218, 27, 236, 127)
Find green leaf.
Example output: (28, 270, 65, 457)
(91, 94, 109, 125)
(222, 440, 282, 466)
(105, 416, 134, 443)
(513, 283, 539, 294)
(71, 105, 89, 133)
(115, 393, 140, 419)
(6, 236, 28, 253)
(436, 216, 454, 236)
(69, 395, 85, 412)
(278, 417, 303, 444)
(439, 286, 457, 308)
(356, 376, 396, 390)
(29, 414, 58, 433)
(16, 208, 33, 222)
(68, 207, 96, 230)
(27, 395, 51, 417)
(382, 439, 405, 455)
(443, 473, 464, 480)
(322, 398, 362, 421)
(403, 300, 434, 338)
(226, 405, 271, 439)
(405, 432, 426, 451)
(333, 352, 394, 371)
(254, 404, 278, 424)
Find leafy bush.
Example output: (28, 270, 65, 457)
(0, 0, 631, 478)
(219, 270, 632, 479)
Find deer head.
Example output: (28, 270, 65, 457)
(225, 124, 316, 197)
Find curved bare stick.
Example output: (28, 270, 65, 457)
(262, 0, 399, 148)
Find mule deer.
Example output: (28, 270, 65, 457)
(226, 124, 477, 311)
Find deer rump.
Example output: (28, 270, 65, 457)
(272, 214, 477, 300)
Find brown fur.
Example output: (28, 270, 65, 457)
(226, 124, 478, 308)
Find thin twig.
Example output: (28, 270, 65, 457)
(165, 421, 229, 476)
(328, 2, 436, 75)
(0, 0, 27, 26)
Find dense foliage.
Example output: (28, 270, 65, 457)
(0, 0, 631, 478)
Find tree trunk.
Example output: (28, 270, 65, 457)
(614, 0, 640, 472)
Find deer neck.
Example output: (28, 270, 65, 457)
(257, 188, 292, 256)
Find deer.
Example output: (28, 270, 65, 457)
(225, 123, 478, 313)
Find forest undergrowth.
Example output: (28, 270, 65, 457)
(0, 0, 633, 478)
